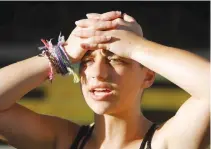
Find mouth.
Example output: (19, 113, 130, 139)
(90, 88, 114, 101)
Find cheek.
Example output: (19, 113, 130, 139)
(117, 68, 144, 94)
(79, 65, 95, 84)
(114, 65, 142, 84)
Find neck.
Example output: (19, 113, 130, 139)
(92, 107, 152, 148)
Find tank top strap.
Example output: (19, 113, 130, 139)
(78, 124, 95, 149)
(70, 123, 158, 149)
(70, 123, 95, 149)
(139, 123, 158, 149)
(70, 125, 90, 149)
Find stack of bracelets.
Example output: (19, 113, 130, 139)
(38, 34, 80, 83)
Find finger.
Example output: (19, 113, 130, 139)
(113, 18, 125, 26)
(75, 19, 97, 28)
(71, 26, 83, 34)
(87, 11, 122, 21)
(122, 13, 136, 23)
(100, 11, 122, 21)
(86, 13, 101, 19)
(81, 43, 109, 50)
(72, 29, 103, 38)
(75, 19, 117, 30)
(85, 36, 111, 44)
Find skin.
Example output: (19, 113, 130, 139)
(80, 50, 152, 115)
(0, 11, 209, 149)
(74, 12, 210, 149)
(79, 49, 155, 148)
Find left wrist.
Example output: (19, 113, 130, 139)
(131, 37, 146, 62)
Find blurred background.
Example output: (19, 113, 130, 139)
(0, 1, 210, 148)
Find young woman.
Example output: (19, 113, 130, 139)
(0, 11, 209, 149)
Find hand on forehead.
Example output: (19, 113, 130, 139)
(71, 11, 144, 61)
(74, 11, 143, 37)
(86, 11, 136, 23)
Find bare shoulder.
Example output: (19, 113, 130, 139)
(0, 103, 80, 149)
(148, 122, 169, 149)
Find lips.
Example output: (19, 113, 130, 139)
(92, 88, 111, 92)
(89, 84, 114, 101)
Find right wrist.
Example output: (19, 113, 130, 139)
(39, 34, 80, 83)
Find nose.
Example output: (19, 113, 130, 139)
(89, 58, 109, 81)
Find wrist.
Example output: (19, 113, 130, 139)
(38, 54, 57, 82)
(43, 55, 57, 74)
(63, 45, 77, 63)
(131, 37, 147, 62)
(39, 34, 80, 83)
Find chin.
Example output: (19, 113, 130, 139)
(86, 99, 116, 115)
(83, 90, 119, 115)
(92, 102, 112, 115)
(93, 109, 108, 115)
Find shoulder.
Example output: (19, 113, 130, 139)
(149, 122, 169, 149)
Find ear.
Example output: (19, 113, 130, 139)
(141, 68, 155, 89)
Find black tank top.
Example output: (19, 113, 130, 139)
(70, 123, 158, 149)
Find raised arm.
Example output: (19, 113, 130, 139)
(73, 11, 210, 149)
(0, 22, 115, 148)
(0, 56, 62, 149)
(0, 56, 50, 111)
(0, 55, 80, 149)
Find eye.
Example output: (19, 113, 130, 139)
(109, 58, 124, 64)
(81, 59, 94, 67)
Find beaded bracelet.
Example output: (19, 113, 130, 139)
(38, 34, 80, 83)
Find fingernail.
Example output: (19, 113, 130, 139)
(87, 14, 99, 19)
(116, 11, 121, 15)
(75, 21, 79, 25)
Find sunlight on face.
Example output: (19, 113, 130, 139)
(79, 50, 147, 115)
